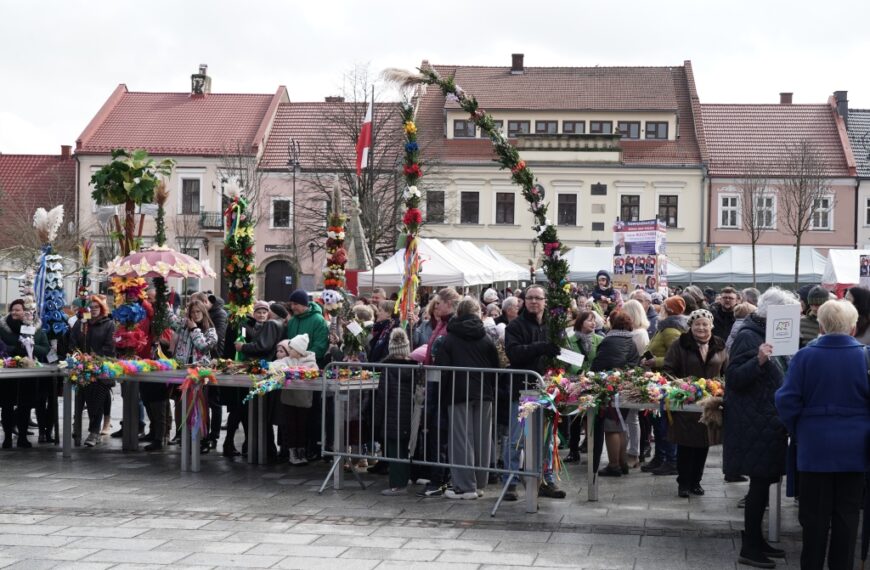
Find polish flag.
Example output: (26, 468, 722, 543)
(355, 101, 372, 177)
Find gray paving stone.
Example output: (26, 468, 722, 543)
(373, 526, 463, 539)
(199, 519, 295, 532)
(247, 543, 348, 558)
(178, 552, 285, 568)
(460, 528, 552, 543)
(53, 526, 149, 538)
(83, 549, 189, 564)
(0, 534, 75, 548)
(0, 514, 53, 525)
(274, 557, 381, 570)
(225, 531, 320, 545)
(437, 550, 537, 565)
(549, 532, 640, 546)
(1, 560, 59, 570)
(66, 537, 167, 551)
(109, 565, 214, 570)
(0, 558, 18, 569)
(160, 539, 257, 554)
(403, 537, 495, 552)
(41, 516, 134, 528)
(313, 534, 408, 548)
(376, 562, 480, 570)
(119, 518, 211, 529)
(138, 528, 232, 541)
(0, 524, 68, 536)
(340, 547, 441, 561)
(290, 522, 377, 536)
(51, 563, 115, 570)
(0, 547, 97, 562)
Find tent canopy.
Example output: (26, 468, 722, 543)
(692, 245, 826, 283)
(822, 249, 870, 287)
(479, 244, 529, 281)
(531, 247, 691, 283)
(445, 240, 518, 283)
(357, 238, 494, 288)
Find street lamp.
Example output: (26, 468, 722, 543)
(287, 139, 301, 270)
(308, 241, 317, 266)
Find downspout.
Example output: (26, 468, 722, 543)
(699, 163, 709, 283)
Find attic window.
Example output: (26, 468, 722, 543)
(535, 121, 557, 134)
(453, 120, 476, 138)
(645, 122, 668, 140)
(590, 121, 613, 135)
(508, 120, 530, 137)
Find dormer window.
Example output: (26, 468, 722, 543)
(508, 120, 530, 137)
(590, 121, 613, 135)
(618, 121, 641, 139)
(535, 121, 557, 134)
(645, 121, 669, 140)
(563, 121, 585, 134)
(453, 120, 476, 138)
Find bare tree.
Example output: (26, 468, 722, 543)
(735, 161, 772, 288)
(219, 142, 266, 226)
(173, 213, 205, 295)
(778, 140, 832, 287)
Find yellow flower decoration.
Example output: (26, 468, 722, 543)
(562, 283, 572, 294)
(404, 121, 417, 134)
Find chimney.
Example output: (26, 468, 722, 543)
(324, 96, 345, 103)
(779, 92, 793, 105)
(834, 90, 849, 128)
(190, 63, 212, 96)
(511, 53, 524, 75)
(60, 145, 71, 159)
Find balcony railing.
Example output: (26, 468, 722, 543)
(199, 211, 223, 231)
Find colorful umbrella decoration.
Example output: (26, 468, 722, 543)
(106, 245, 216, 280)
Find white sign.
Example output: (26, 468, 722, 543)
(765, 303, 801, 356)
(557, 348, 585, 369)
(346, 321, 364, 336)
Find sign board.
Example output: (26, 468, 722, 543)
(284, 276, 293, 286)
(612, 219, 668, 294)
(765, 303, 801, 356)
(265, 244, 293, 252)
(860, 255, 870, 289)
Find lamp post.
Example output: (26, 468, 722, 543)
(287, 138, 301, 275)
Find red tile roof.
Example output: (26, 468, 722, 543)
(259, 101, 403, 170)
(0, 153, 76, 248)
(416, 62, 703, 167)
(76, 85, 288, 157)
(701, 103, 853, 177)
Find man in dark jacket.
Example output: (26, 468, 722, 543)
(710, 286, 738, 341)
(503, 284, 563, 500)
(207, 295, 228, 359)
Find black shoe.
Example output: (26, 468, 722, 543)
(17, 438, 32, 449)
(641, 457, 663, 472)
(38, 432, 47, 444)
(650, 461, 678, 475)
(503, 487, 518, 501)
(208, 439, 218, 450)
(138, 432, 155, 442)
(367, 461, 389, 475)
(737, 495, 747, 508)
(110, 428, 123, 438)
(241, 442, 248, 455)
(144, 441, 163, 452)
(169, 432, 181, 445)
(620, 464, 630, 475)
(2, 437, 11, 449)
(417, 483, 446, 497)
(678, 486, 690, 498)
(222, 444, 241, 458)
(738, 532, 776, 568)
(760, 539, 785, 559)
(598, 465, 622, 477)
(690, 485, 705, 496)
(578, 439, 587, 453)
(200, 441, 210, 454)
(488, 472, 500, 485)
(725, 474, 748, 483)
(564, 451, 581, 464)
(538, 482, 566, 499)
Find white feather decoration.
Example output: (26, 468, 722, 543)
(381, 68, 427, 89)
(33, 205, 64, 244)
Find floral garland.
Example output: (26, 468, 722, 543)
(394, 102, 423, 326)
(0, 356, 41, 369)
(323, 213, 348, 291)
(242, 366, 321, 403)
(223, 187, 256, 327)
(63, 352, 178, 386)
(384, 67, 571, 349)
(322, 368, 379, 382)
(209, 358, 269, 376)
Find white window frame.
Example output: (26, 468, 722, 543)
(492, 190, 517, 225)
(810, 195, 833, 230)
(556, 192, 579, 226)
(177, 171, 205, 215)
(269, 196, 293, 229)
(754, 194, 776, 229)
(459, 190, 481, 225)
(718, 193, 741, 229)
(865, 197, 870, 227)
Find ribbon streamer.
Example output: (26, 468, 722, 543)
(180, 368, 216, 438)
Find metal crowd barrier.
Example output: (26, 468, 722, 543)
(318, 361, 545, 516)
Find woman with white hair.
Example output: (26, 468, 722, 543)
(725, 286, 795, 566)
(776, 300, 869, 569)
(619, 299, 650, 468)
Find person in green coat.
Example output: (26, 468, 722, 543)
(285, 289, 329, 367)
(564, 309, 604, 463)
(0, 299, 50, 448)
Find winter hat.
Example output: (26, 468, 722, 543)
(269, 302, 289, 319)
(276, 339, 291, 356)
(289, 333, 309, 354)
(388, 328, 411, 359)
(663, 296, 686, 316)
(288, 289, 309, 306)
(253, 300, 270, 312)
(483, 288, 499, 303)
(596, 270, 611, 284)
(807, 286, 831, 307)
(688, 308, 714, 326)
(796, 284, 813, 305)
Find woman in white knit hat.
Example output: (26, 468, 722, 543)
(271, 334, 317, 465)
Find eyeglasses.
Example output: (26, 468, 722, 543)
(525, 296, 545, 301)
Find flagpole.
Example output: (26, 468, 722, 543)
(367, 86, 376, 297)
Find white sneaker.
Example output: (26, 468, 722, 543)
(288, 448, 305, 466)
(444, 489, 478, 500)
(295, 448, 308, 466)
(83, 433, 100, 447)
(100, 420, 112, 436)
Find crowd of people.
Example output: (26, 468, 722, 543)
(0, 273, 866, 569)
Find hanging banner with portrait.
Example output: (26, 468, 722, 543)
(612, 219, 668, 294)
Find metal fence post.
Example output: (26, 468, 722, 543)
(62, 380, 72, 458)
(521, 389, 540, 514)
(768, 478, 781, 542)
(586, 410, 597, 501)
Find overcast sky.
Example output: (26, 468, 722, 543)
(2, 0, 868, 154)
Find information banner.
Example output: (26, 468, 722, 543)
(612, 219, 668, 294)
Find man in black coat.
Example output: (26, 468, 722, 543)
(710, 286, 738, 341)
(503, 284, 564, 500)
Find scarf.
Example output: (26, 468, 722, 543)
(576, 331, 594, 355)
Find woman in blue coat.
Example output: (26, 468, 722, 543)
(776, 299, 870, 570)
(725, 287, 795, 567)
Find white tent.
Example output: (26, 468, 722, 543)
(446, 240, 518, 283)
(530, 247, 691, 283)
(692, 245, 826, 283)
(479, 244, 529, 281)
(357, 238, 494, 288)
(821, 249, 870, 287)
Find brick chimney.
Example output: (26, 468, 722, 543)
(779, 92, 793, 105)
(190, 63, 212, 96)
(511, 53, 524, 75)
(324, 96, 345, 103)
(60, 145, 71, 159)
(834, 90, 849, 128)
